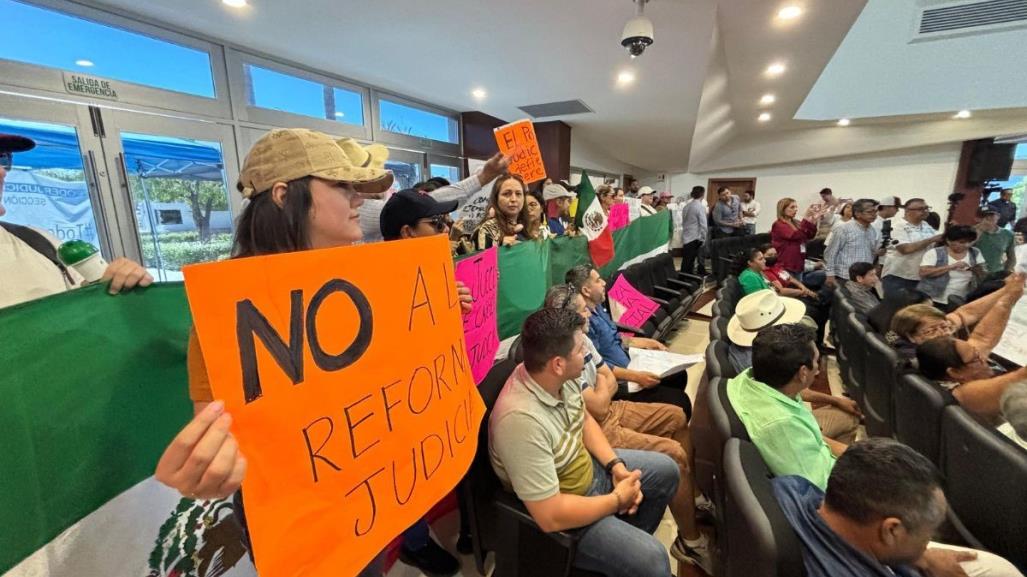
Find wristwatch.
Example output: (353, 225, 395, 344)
(604, 457, 626, 475)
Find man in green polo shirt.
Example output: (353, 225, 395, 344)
(975, 208, 1016, 274)
(727, 323, 847, 489)
(489, 308, 679, 577)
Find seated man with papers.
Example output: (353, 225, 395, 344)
(566, 265, 693, 414)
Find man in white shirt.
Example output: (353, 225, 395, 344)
(0, 133, 152, 310)
(354, 148, 509, 242)
(637, 186, 658, 216)
(740, 189, 760, 235)
(881, 198, 943, 298)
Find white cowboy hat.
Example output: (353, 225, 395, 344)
(727, 289, 807, 347)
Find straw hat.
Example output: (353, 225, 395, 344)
(238, 129, 392, 198)
(727, 289, 806, 347)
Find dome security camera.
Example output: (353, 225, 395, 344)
(621, 1, 654, 58)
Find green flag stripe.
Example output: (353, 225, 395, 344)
(0, 283, 193, 573)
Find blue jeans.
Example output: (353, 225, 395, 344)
(572, 449, 679, 577)
(403, 518, 431, 550)
(882, 275, 919, 299)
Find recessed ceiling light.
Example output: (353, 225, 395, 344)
(759, 93, 776, 105)
(471, 88, 487, 99)
(765, 62, 786, 77)
(954, 110, 972, 119)
(334, 111, 345, 117)
(758, 112, 772, 123)
(777, 5, 803, 20)
(222, 0, 247, 7)
(75, 59, 94, 67)
(617, 71, 636, 85)
(837, 118, 851, 126)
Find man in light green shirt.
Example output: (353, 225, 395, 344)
(727, 323, 847, 489)
(975, 208, 1016, 274)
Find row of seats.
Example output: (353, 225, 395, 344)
(692, 280, 807, 577)
(609, 253, 704, 341)
(456, 253, 702, 577)
(707, 233, 771, 285)
(831, 289, 1027, 571)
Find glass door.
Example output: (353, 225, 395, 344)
(386, 147, 424, 191)
(0, 94, 117, 258)
(428, 153, 463, 185)
(101, 111, 240, 281)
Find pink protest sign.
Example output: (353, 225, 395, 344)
(609, 203, 630, 231)
(608, 275, 660, 329)
(454, 247, 500, 383)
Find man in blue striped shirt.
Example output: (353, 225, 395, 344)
(824, 198, 883, 289)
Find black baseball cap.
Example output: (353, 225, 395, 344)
(380, 188, 459, 240)
(0, 133, 35, 153)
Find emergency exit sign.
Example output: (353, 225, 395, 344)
(62, 72, 119, 101)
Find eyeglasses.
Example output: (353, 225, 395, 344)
(418, 214, 452, 233)
(0, 152, 12, 171)
(905, 205, 932, 212)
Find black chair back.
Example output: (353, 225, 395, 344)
(941, 406, 1027, 571)
(460, 357, 516, 573)
(841, 313, 868, 404)
(709, 315, 729, 342)
(706, 339, 739, 381)
(722, 439, 807, 577)
(893, 372, 953, 465)
(863, 332, 900, 437)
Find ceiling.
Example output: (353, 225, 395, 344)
(86, 0, 1027, 174)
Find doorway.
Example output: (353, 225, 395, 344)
(0, 93, 240, 281)
(706, 177, 757, 208)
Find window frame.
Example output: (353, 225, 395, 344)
(372, 90, 461, 156)
(0, 0, 231, 118)
(428, 154, 465, 182)
(227, 49, 372, 140)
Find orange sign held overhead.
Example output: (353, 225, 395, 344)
(494, 119, 547, 183)
(183, 235, 485, 577)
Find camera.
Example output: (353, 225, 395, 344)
(621, 14, 654, 58)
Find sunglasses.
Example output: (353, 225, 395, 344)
(418, 214, 452, 233)
(0, 152, 12, 171)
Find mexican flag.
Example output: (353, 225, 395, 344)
(574, 171, 615, 267)
(0, 283, 256, 577)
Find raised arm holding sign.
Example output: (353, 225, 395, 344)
(494, 119, 547, 184)
(183, 235, 484, 577)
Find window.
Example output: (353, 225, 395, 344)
(379, 98, 459, 143)
(244, 64, 363, 125)
(430, 164, 461, 183)
(1, 0, 216, 98)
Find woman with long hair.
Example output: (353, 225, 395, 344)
(154, 129, 467, 577)
(521, 188, 551, 241)
(770, 196, 822, 279)
(473, 173, 526, 249)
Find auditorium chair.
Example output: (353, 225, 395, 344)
(459, 358, 604, 577)
(893, 372, 953, 465)
(654, 252, 704, 289)
(606, 269, 664, 339)
(841, 312, 868, 406)
(941, 405, 1027, 571)
(705, 339, 738, 381)
(709, 315, 729, 342)
(651, 253, 702, 299)
(626, 262, 687, 323)
(862, 332, 900, 437)
(722, 439, 807, 577)
(694, 376, 731, 511)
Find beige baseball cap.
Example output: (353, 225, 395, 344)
(238, 129, 393, 199)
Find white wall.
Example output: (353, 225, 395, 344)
(668, 143, 962, 233)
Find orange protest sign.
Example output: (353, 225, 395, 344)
(494, 119, 547, 183)
(182, 235, 485, 577)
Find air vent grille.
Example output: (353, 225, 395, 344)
(517, 99, 594, 119)
(919, 0, 1027, 34)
